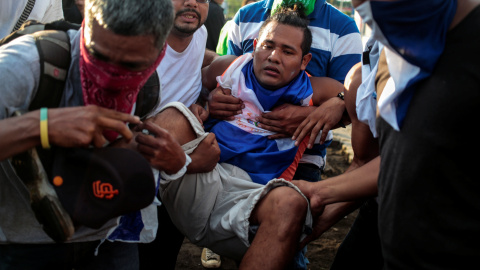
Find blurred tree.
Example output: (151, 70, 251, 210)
(224, 0, 243, 19)
(328, 0, 353, 16)
(224, 0, 353, 19)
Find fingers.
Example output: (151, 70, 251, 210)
(292, 105, 341, 147)
(135, 121, 171, 143)
(92, 133, 107, 148)
(199, 108, 209, 122)
(293, 118, 322, 148)
(259, 111, 281, 121)
(208, 87, 244, 120)
(292, 119, 309, 146)
(255, 114, 283, 133)
(319, 123, 334, 145)
(203, 133, 221, 163)
(189, 104, 209, 124)
(187, 132, 221, 173)
(299, 234, 314, 250)
(94, 105, 141, 124)
(257, 122, 283, 133)
(267, 133, 289, 140)
(256, 110, 294, 134)
(220, 87, 232, 96)
(134, 122, 186, 173)
(136, 141, 156, 158)
(48, 106, 140, 148)
(190, 106, 204, 126)
(97, 117, 135, 142)
(90, 105, 140, 141)
(209, 96, 243, 111)
(204, 132, 217, 145)
(308, 123, 324, 148)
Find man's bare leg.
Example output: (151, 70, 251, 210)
(148, 107, 197, 145)
(152, 107, 309, 268)
(240, 186, 308, 270)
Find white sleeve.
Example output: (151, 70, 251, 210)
(159, 153, 192, 182)
(42, 0, 64, 22)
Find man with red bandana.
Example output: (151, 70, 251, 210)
(0, 0, 202, 268)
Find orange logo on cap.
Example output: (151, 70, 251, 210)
(93, 180, 119, 199)
(53, 176, 63, 186)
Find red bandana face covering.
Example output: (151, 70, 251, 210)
(79, 26, 166, 142)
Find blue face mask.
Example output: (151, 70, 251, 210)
(357, 0, 457, 71)
(355, 0, 457, 130)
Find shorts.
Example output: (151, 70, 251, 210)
(157, 102, 313, 261)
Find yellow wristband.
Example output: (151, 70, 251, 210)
(40, 108, 50, 149)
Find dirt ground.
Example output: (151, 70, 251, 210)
(175, 139, 356, 270)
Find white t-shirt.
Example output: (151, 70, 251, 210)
(0, 0, 64, 39)
(154, 25, 207, 112)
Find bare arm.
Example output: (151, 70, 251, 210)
(0, 105, 140, 161)
(310, 76, 345, 106)
(294, 156, 379, 206)
(293, 156, 380, 247)
(202, 49, 220, 69)
(201, 54, 238, 91)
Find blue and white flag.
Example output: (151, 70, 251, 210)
(206, 53, 313, 184)
(356, 0, 457, 130)
(106, 175, 161, 243)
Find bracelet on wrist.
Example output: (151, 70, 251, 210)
(40, 107, 51, 149)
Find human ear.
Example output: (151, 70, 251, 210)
(301, 53, 312, 70)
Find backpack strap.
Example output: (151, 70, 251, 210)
(16, 30, 72, 179)
(12, 0, 36, 33)
(29, 30, 71, 111)
(0, 20, 45, 45)
(1, 20, 80, 46)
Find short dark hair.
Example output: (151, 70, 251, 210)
(86, 0, 174, 49)
(258, 4, 312, 56)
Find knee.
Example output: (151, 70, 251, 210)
(265, 187, 308, 224)
(254, 187, 308, 243)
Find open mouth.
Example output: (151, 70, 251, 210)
(178, 10, 199, 23)
(264, 66, 280, 76)
(183, 13, 197, 19)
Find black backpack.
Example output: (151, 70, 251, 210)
(0, 19, 161, 116)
